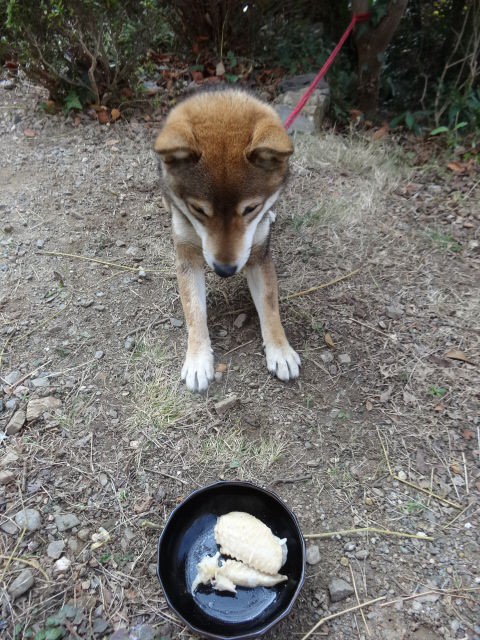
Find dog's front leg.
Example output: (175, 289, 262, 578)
(245, 251, 300, 381)
(175, 242, 214, 392)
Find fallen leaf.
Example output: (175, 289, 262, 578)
(366, 399, 373, 411)
(372, 123, 389, 140)
(97, 110, 109, 124)
(106, 138, 120, 146)
(24, 128, 37, 137)
(434, 402, 444, 413)
(134, 496, 153, 513)
(462, 429, 474, 440)
(324, 332, 335, 349)
(216, 363, 227, 373)
(445, 349, 475, 365)
(73, 116, 81, 127)
(450, 462, 461, 475)
(111, 108, 121, 122)
(447, 161, 464, 173)
(216, 61, 225, 76)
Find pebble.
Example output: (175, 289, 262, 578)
(338, 353, 351, 365)
(115, 239, 126, 247)
(26, 396, 62, 421)
(170, 317, 183, 328)
(92, 619, 109, 634)
(355, 549, 369, 560)
(93, 304, 105, 311)
(4, 370, 21, 385)
(6, 409, 26, 435)
(320, 351, 334, 364)
(5, 398, 18, 411)
(55, 513, 80, 531)
(1, 520, 18, 535)
(328, 577, 354, 602)
(397, 470, 407, 481)
(47, 540, 65, 559)
(35, 239, 45, 249)
(129, 625, 155, 640)
(77, 528, 90, 541)
(386, 303, 404, 320)
(94, 350, 104, 359)
(54, 556, 71, 572)
(306, 544, 321, 565)
(0, 470, 15, 484)
(233, 313, 247, 329)
(328, 364, 338, 375)
(31, 377, 49, 387)
(214, 394, 238, 414)
(124, 336, 136, 351)
(15, 508, 42, 531)
(110, 631, 129, 640)
(8, 568, 34, 600)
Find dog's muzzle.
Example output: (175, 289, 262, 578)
(213, 263, 237, 278)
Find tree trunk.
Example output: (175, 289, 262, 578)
(352, 0, 408, 119)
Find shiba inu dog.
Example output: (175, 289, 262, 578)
(154, 88, 300, 392)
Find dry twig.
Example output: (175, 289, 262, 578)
(299, 596, 386, 640)
(304, 527, 433, 541)
(377, 427, 462, 509)
(37, 250, 166, 274)
(349, 564, 370, 637)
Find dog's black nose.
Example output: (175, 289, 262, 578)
(213, 263, 237, 278)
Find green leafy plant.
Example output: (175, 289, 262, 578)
(430, 121, 468, 148)
(390, 110, 429, 136)
(428, 385, 447, 398)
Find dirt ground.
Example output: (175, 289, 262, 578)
(1, 81, 479, 640)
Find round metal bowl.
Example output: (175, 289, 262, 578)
(157, 481, 305, 640)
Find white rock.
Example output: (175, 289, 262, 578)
(54, 556, 71, 572)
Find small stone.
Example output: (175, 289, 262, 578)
(93, 304, 105, 312)
(129, 624, 155, 640)
(217, 329, 228, 337)
(1, 520, 19, 535)
(15, 508, 42, 531)
(36, 239, 45, 249)
(5, 398, 18, 411)
(0, 470, 15, 484)
(6, 410, 26, 435)
(338, 353, 351, 365)
(55, 513, 80, 531)
(397, 470, 407, 481)
(214, 372, 223, 383)
(8, 569, 34, 600)
(4, 370, 21, 385)
(3, 223, 14, 233)
(148, 563, 157, 576)
(26, 397, 62, 421)
(31, 377, 49, 387)
(328, 577, 354, 602)
(214, 394, 238, 414)
(340, 557, 349, 567)
(115, 239, 126, 247)
(47, 540, 65, 559)
(355, 549, 369, 560)
(110, 631, 129, 640)
(320, 351, 334, 364)
(306, 545, 321, 565)
(170, 317, 183, 328)
(1, 79, 15, 91)
(94, 350, 104, 359)
(124, 336, 136, 351)
(328, 364, 338, 375)
(54, 556, 71, 572)
(344, 542, 356, 552)
(77, 528, 90, 541)
(92, 619, 109, 634)
(233, 313, 247, 329)
(386, 303, 404, 320)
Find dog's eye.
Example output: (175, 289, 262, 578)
(243, 204, 259, 216)
(191, 204, 206, 216)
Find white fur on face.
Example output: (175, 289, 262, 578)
(169, 189, 281, 271)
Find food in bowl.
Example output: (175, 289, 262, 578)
(193, 511, 288, 594)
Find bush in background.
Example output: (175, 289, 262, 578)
(3, 0, 172, 106)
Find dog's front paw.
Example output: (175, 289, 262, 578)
(181, 348, 214, 393)
(265, 342, 301, 381)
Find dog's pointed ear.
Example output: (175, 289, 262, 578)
(246, 121, 293, 170)
(154, 122, 200, 166)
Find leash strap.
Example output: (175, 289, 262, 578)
(283, 13, 371, 130)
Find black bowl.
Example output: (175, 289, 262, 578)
(157, 481, 305, 640)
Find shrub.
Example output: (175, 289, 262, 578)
(3, 0, 172, 106)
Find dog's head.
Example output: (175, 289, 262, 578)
(154, 90, 293, 276)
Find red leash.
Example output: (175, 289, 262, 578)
(284, 13, 371, 130)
